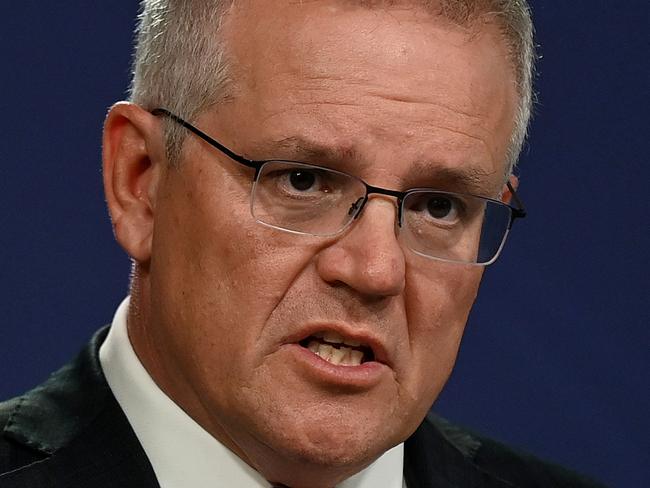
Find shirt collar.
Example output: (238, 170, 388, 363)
(99, 297, 406, 488)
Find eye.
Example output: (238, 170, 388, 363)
(259, 163, 355, 204)
(289, 170, 318, 192)
(426, 196, 458, 221)
(275, 168, 333, 196)
(406, 192, 465, 224)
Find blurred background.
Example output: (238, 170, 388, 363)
(1, 2, 647, 487)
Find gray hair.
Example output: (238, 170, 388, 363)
(129, 0, 535, 175)
(129, 1, 234, 163)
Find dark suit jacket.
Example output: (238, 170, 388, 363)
(0, 327, 605, 487)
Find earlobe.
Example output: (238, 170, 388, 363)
(102, 102, 166, 266)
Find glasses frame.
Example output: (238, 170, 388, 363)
(151, 108, 527, 264)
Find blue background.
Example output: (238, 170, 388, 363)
(1, 2, 647, 487)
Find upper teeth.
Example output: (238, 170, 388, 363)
(314, 331, 362, 348)
(308, 341, 364, 366)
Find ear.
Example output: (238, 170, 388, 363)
(102, 102, 166, 266)
(501, 174, 519, 205)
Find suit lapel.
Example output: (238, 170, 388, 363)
(404, 413, 516, 488)
(1, 327, 159, 487)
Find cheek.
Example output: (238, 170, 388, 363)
(156, 162, 300, 306)
(402, 264, 482, 399)
(409, 262, 482, 332)
(151, 180, 316, 375)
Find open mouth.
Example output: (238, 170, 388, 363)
(299, 331, 375, 367)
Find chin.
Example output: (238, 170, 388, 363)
(293, 430, 376, 467)
(258, 408, 398, 472)
(253, 427, 386, 488)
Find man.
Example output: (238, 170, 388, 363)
(0, 1, 605, 487)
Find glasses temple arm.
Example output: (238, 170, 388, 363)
(506, 180, 527, 220)
(150, 108, 258, 169)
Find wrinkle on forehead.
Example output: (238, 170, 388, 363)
(248, 92, 503, 179)
(220, 0, 517, 183)
(254, 88, 497, 149)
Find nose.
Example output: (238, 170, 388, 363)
(316, 197, 406, 298)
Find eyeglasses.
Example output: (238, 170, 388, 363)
(151, 108, 526, 265)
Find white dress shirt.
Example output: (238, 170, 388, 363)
(99, 297, 407, 488)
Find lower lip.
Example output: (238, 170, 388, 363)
(283, 343, 388, 389)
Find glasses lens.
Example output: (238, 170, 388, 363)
(251, 161, 367, 236)
(401, 190, 512, 264)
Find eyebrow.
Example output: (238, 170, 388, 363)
(272, 136, 364, 166)
(407, 161, 500, 196)
(267, 136, 499, 196)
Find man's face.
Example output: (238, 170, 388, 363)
(144, 1, 516, 482)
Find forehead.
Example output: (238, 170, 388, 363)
(216, 1, 517, 189)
